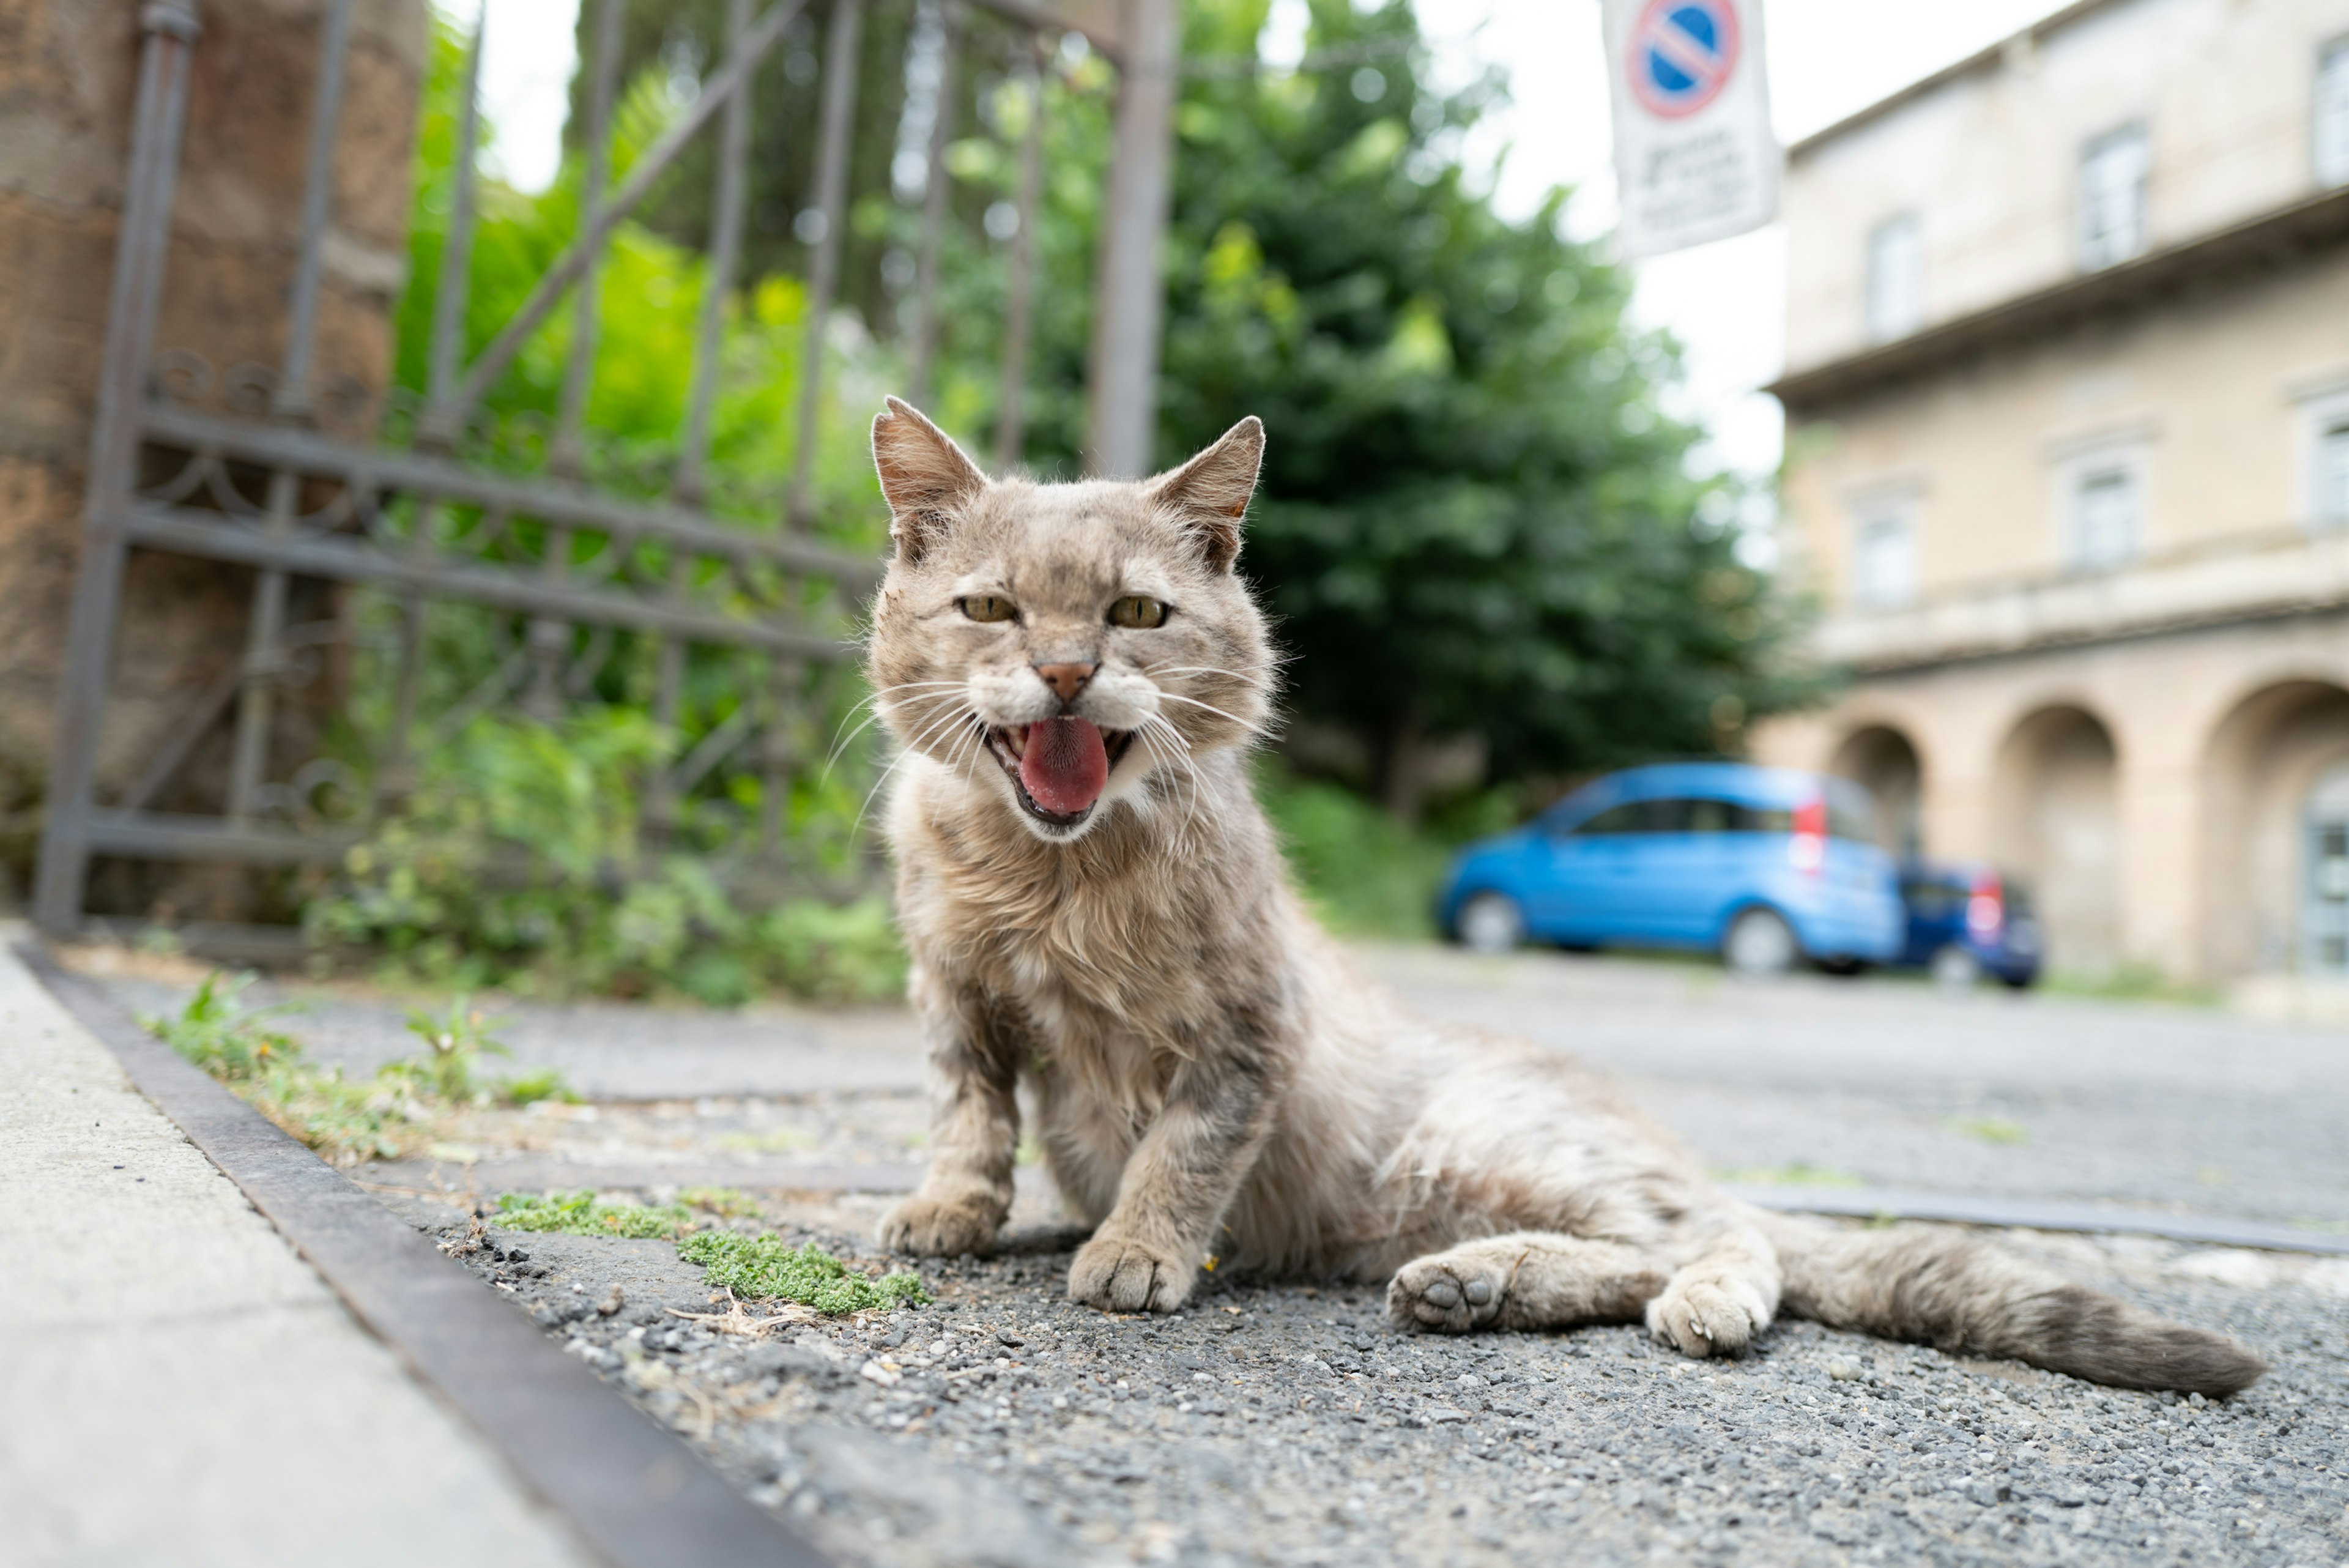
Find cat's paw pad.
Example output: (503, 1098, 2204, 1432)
(1645, 1275, 1768, 1358)
(878, 1193, 1001, 1258)
(1387, 1255, 1505, 1332)
(1067, 1233, 1192, 1313)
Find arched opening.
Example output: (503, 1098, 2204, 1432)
(1827, 724, 1924, 858)
(2200, 680, 2349, 977)
(1992, 705, 2120, 973)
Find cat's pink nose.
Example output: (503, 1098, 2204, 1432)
(1033, 661, 1096, 702)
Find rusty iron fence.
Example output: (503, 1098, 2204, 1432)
(32, 0, 1174, 943)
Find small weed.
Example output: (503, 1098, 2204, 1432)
(2040, 964, 2222, 1008)
(143, 971, 578, 1165)
(495, 1190, 699, 1239)
(718, 1128, 815, 1154)
(1718, 1162, 1865, 1188)
(678, 1186, 762, 1219)
(1945, 1116, 2030, 1146)
(678, 1232, 930, 1313)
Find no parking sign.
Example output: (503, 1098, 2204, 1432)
(1604, 0, 1779, 259)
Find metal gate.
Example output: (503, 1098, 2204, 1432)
(32, 0, 1174, 942)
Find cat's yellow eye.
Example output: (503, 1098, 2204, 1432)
(960, 594, 1017, 623)
(1107, 595, 1168, 630)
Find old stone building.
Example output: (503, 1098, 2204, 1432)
(1754, 0, 2349, 987)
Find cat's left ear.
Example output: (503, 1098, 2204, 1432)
(872, 396, 988, 564)
(1146, 415, 1263, 572)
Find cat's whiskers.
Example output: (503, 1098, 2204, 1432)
(824, 686, 965, 780)
(1148, 688, 1266, 738)
(1136, 712, 1207, 850)
(850, 700, 982, 836)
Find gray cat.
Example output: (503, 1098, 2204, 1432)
(863, 397, 2263, 1397)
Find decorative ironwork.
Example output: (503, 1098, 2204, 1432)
(33, 0, 1162, 939)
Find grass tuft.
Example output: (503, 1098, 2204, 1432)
(677, 1232, 930, 1313)
(495, 1191, 698, 1239)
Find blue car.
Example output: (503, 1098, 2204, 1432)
(1437, 763, 1906, 973)
(1896, 860, 2043, 988)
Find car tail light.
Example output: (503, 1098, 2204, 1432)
(1967, 874, 2004, 938)
(1789, 798, 1826, 874)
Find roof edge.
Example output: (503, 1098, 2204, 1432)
(1786, 0, 2134, 163)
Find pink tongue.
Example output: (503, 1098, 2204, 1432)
(1019, 717, 1109, 816)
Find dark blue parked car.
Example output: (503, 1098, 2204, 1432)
(1896, 861, 2043, 988)
(1438, 763, 1905, 974)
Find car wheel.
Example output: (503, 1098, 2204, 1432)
(2000, 972, 2036, 991)
(1723, 907, 1799, 976)
(1456, 891, 1527, 954)
(1930, 945, 1983, 989)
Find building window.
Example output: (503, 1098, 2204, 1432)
(1851, 494, 1919, 608)
(2320, 418, 2349, 526)
(2320, 37, 2349, 187)
(2069, 464, 2140, 569)
(2077, 124, 2149, 270)
(1865, 213, 1923, 343)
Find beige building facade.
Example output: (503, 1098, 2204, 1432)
(1754, 0, 2349, 983)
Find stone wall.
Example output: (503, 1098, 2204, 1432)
(0, 0, 424, 903)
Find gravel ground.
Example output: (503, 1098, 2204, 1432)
(386, 1190, 2349, 1568)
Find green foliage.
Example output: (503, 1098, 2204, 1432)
(1145, 2, 1824, 805)
(308, 708, 907, 1005)
(1254, 757, 1515, 937)
(495, 1190, 700, 1239)
(677, 1186, 763, 1219)
(143, 972, 568, 1164)
(677, 1231, 931, 1313)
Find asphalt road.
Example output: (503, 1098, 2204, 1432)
(81, 943, 2349, 1232)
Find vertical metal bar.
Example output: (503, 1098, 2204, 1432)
(34, 0, 204, 932)
(676, 0, 756, 505)
(907, 0, 962, 406)
(761, 653, 804, 858)
(227, 0, 360, 823)
(1086, 0, 1178, 477)
(552, 0, 626, 478)
(783, 0, 864, 531)
(993, 32, 1047, 471)
(425, 8, 488, 429)
(275, 0, 358, 421)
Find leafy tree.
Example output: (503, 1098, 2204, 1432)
(1148, 0, 1821, 817)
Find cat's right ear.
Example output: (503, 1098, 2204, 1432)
(872, 396, 987, 565)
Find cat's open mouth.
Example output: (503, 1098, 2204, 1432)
(984, 717, 1134, 829)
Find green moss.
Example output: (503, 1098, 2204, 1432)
(677, 1232, 930, 1313)
(495, 1190, 697, 1239)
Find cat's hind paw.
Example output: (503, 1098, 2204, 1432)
(1387, 1252, 1508, 1333)
(1644, 1273, 1770, 1358)
(1067, 1232, 1193, 1313)
(878, 1192, 1003, 1257)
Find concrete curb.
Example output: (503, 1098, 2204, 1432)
(18, 941, 829, 1568)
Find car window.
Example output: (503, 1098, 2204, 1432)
(1573, 801, 1660, 834)
(1901, 880, 1963, 920)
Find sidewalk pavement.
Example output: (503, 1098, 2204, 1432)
(0, 929, 594, 1568)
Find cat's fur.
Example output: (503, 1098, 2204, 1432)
(863, 397, 2266, 1397)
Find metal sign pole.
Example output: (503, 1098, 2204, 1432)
(1083, 0, 1178, 478)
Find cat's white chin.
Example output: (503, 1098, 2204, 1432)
(981, 723, 1137, 839)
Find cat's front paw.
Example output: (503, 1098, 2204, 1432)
(878, 1192, 1002, 1257)
(1067, 1232, 1193, 1313)
(1645, 1273, 1770, 1358)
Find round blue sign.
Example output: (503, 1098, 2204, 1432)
(1627, 0, 1742, 120)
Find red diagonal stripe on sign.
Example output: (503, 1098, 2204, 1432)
(1639, 9, 1727, 90)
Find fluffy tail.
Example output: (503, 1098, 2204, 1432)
(1751, 1209, 2267, 1398)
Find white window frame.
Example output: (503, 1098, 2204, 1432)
(2294, 379, 2349, 528)
(1864, 212, 1923, 344)
(2318, 35, 2349, 188)
(2077, 122, 2150, 272)
(2048, 434, 2151, 573)
(1847, 486, 1923, 610)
